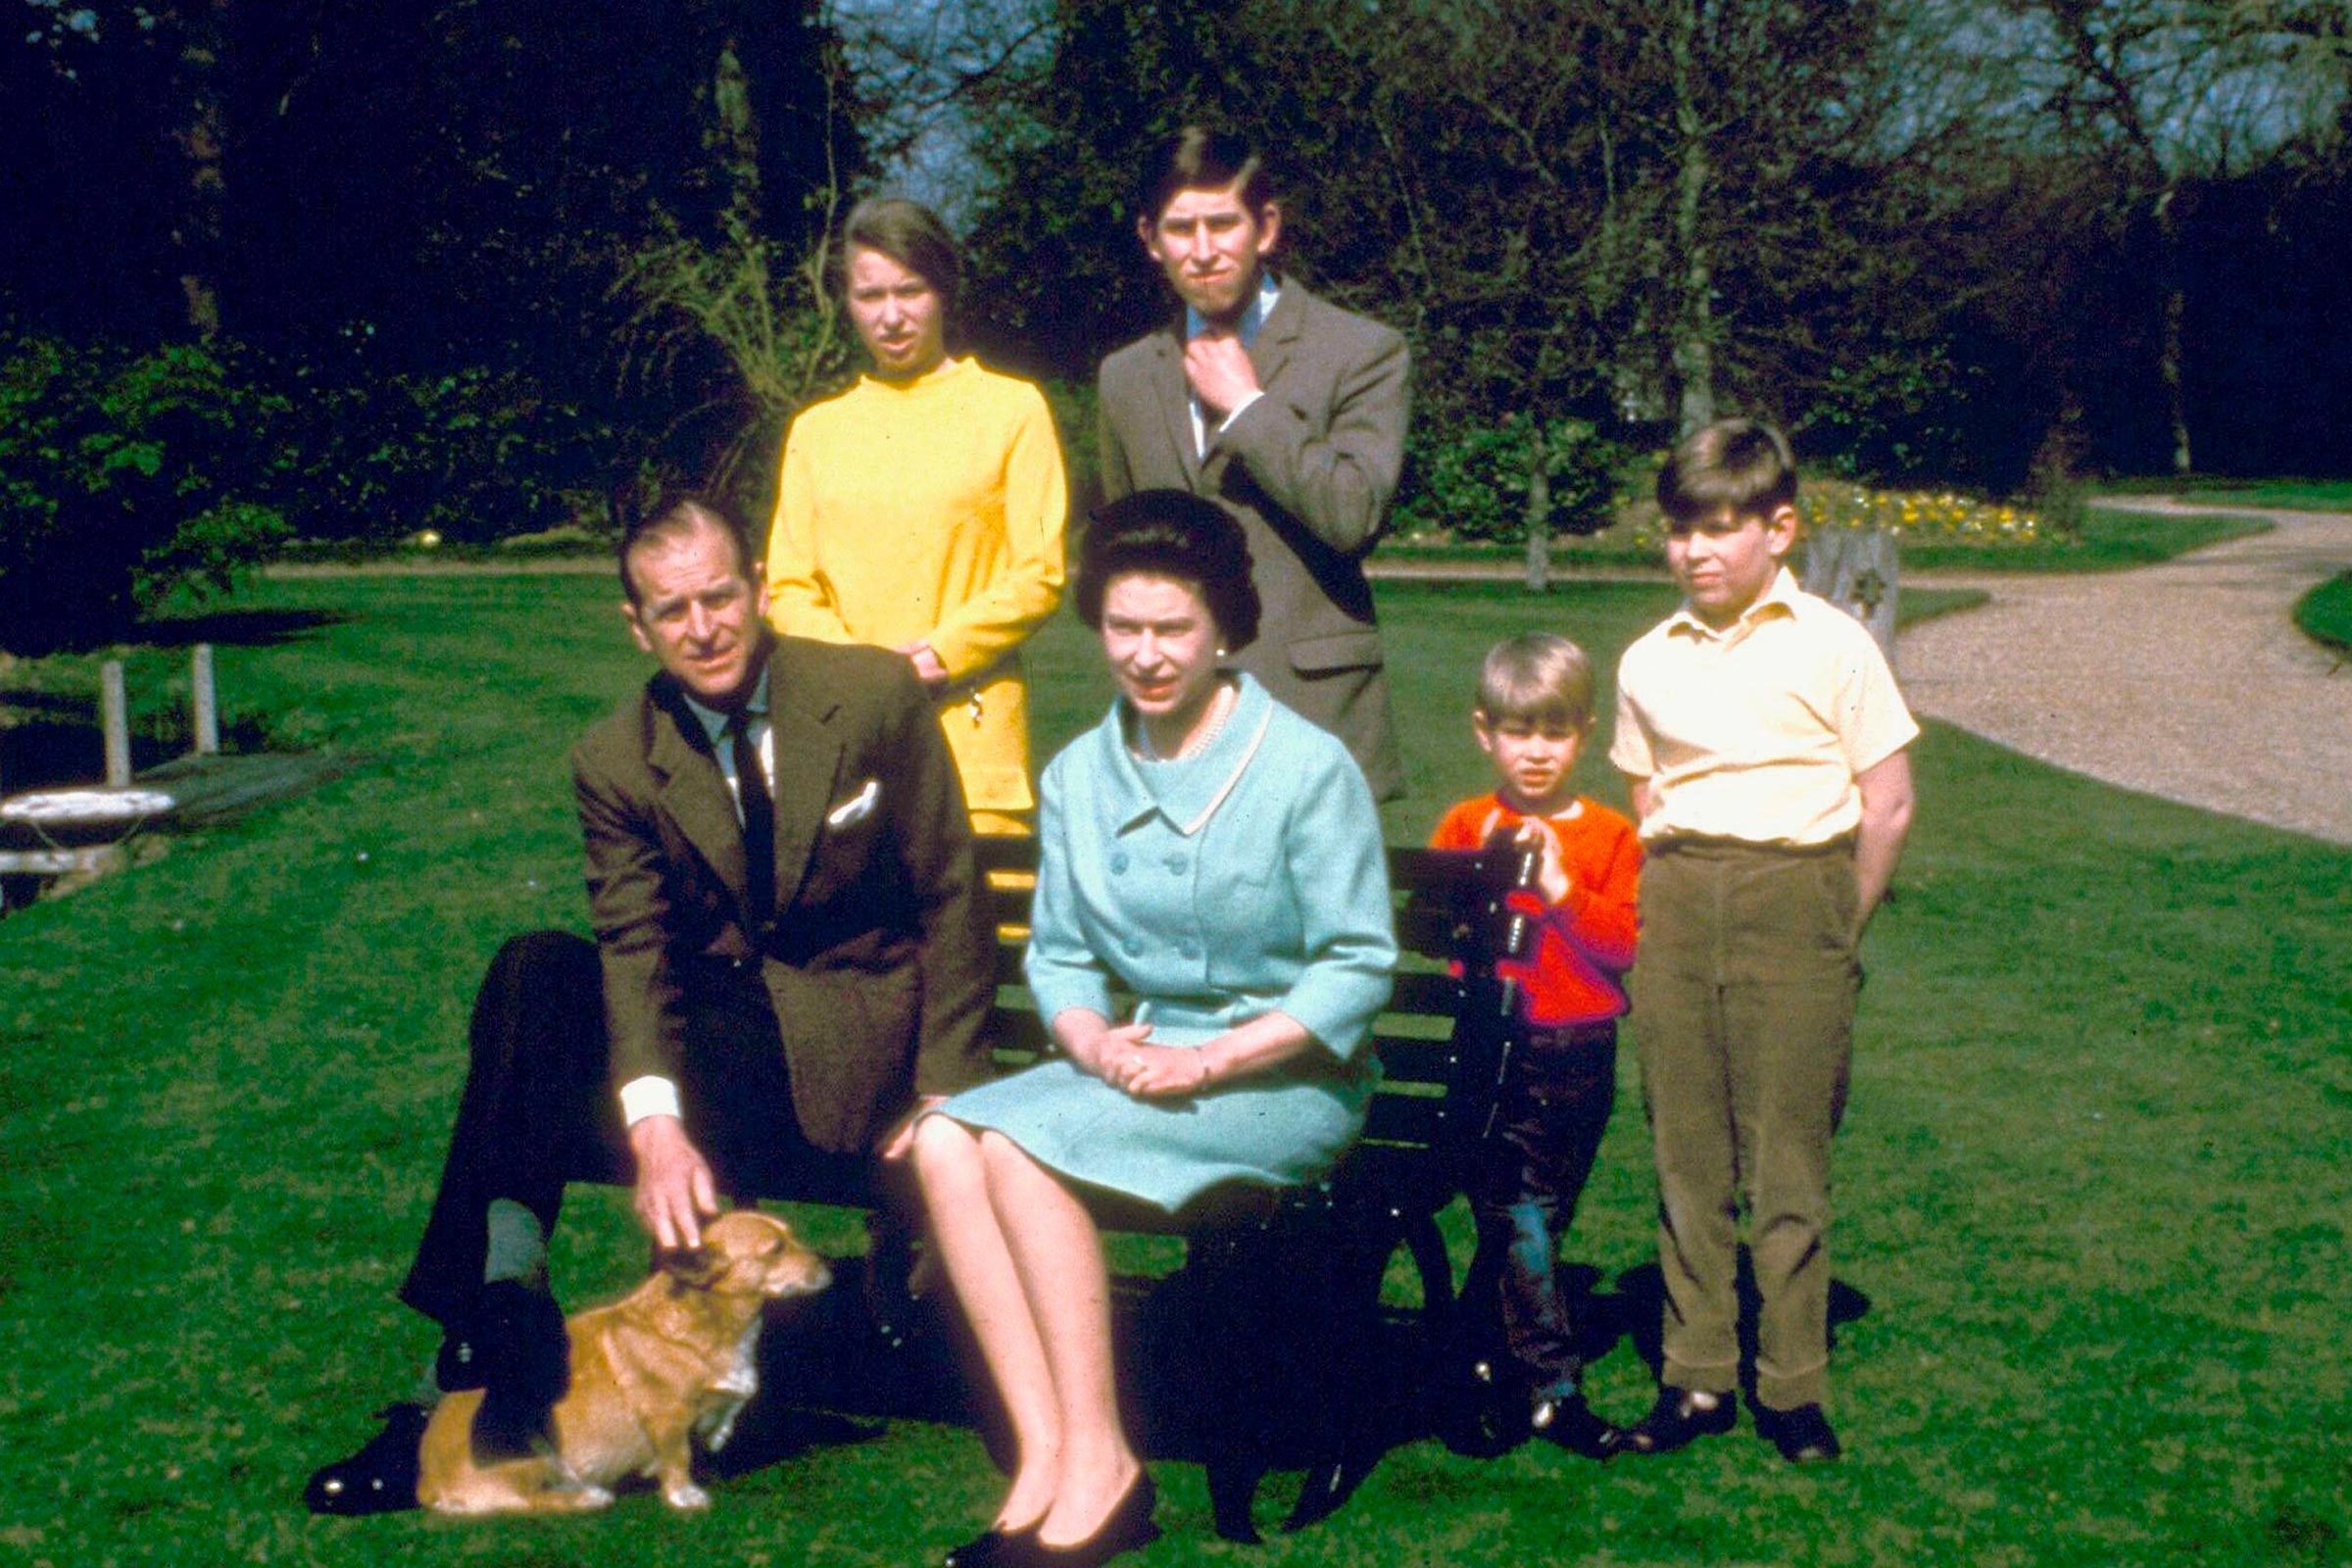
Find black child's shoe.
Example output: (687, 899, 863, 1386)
(943, 1523, 1039, 1568)
(304, 1402, 430, 1515)
(1531, 1392, 1623, 1458)
(1617, 1387, 1737, 1456)
(1756, 1402, 1842, 1464)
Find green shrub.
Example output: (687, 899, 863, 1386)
(286, 364, 610, 546)
(1810, 346, 1985, 487)
(611, 196, 853, 516)
(2023, 403, 2093, 540)
(0, 336, 292, 655)
(1396, 414, 1632, 544)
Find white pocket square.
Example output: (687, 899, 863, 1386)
(825, 778, 881, 827)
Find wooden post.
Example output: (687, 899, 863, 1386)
(1800, 528, 1900, 672)
(192, 643, 220, 755)
(102, 661, 131, 786)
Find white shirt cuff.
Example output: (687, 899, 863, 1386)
(617, 1074, 683, 1126)
(1215, 390, 1264, 433)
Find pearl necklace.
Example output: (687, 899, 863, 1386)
(1137, 679, 1238, 763)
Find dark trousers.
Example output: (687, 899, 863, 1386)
(1461, 1023, 1618, 1397)
(398, 930, 863, 1328)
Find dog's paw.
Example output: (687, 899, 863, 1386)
(662, 1482, 712, 1510)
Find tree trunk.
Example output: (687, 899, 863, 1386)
(171, 0, 229, 342)
(710, 35, 761, 209)
(1668, 0, 1715, 434)
(1523, 435, 1551, 594)
(1800, 527, 1900, 671)
(2156, 188, 2192, 475)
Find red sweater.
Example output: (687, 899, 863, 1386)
(1430, 793, 1642, 1028)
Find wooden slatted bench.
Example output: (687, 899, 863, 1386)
(945, 832, 1538, 1541)
(727, 833, 1536, 1540)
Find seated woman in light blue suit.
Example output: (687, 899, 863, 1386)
(910, 490, 1396, 1568)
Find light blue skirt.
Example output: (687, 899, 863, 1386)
(935, 1002, 1373, 1211)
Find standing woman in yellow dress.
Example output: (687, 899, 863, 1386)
(767, 198, 1068, 834)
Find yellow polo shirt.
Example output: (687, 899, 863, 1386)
(1609, 568, 1918, 846)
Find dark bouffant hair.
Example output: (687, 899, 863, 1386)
(1074, 489, 1260, 653)
(616, 492, 758, 605)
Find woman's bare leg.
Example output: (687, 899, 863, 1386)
(911, 1117, 1062, 1531)
(977, 1132, 1144, 1546)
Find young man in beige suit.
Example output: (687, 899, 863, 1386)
(1096, 125, 1411, 800)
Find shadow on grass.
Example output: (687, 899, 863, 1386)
(714, 1247, 1878, 1523)
(1610, 1255, 1876, 1400)
(137, 606, 349, 649)
(0, 711, 280, 792)
(1, 714, 187, 790)
(724, 1251, 1468, 1527)
(710, 1241, 1872, 1523)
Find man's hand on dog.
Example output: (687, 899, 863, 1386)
(629, 1115, 718, 1250)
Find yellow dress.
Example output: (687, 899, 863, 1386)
(767, 358, 1068, 824)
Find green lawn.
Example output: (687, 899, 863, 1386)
(1889, 504, 2269, 573)
(2147, 479, 2352, 514)
(2, 574, 2346, 1567)
(1375, 503, 2269, 578)
(2294, 572, 2352, 656)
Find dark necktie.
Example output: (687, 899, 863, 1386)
(729, 712, 775, 924)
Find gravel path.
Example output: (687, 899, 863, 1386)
(1896, 499, 2352, 845)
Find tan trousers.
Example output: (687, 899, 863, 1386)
(1631, 838, 1857, 1410)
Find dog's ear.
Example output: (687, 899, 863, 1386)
(660, 1243, 728, 1291)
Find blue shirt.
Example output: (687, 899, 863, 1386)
(678, 668, 771, 817)
(1185, 272, 1282, 458)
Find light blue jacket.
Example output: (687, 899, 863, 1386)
(941, 674, 1396, 1207)
(1027, 673, 1396, 1061)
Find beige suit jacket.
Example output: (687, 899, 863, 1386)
(1097, 281, 1409, 799)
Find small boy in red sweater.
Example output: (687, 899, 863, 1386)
(1429, 633, 1642, 1455)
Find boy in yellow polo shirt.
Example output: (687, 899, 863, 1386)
(1607, 419, 1917, 1464)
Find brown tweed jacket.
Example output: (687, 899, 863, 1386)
(569, 635, 993, 1152)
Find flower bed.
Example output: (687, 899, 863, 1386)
(1797, 485, 2045, 547)
(1387, 479, 2059, 568)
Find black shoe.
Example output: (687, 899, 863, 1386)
(464, 1279, 571, 1462)
(1617, 1388, 1737, 1455)
(1756, 1402, 1842, 1464)
(1012, 1472, 1158, 1568)
(304, 1403, 429, 1515)
(1436, 1356, 1533, 1457)
(1531, 1392, 1622, 1458)
(437, 1279, 570, 1396)
(944, 1524, 1038, 1568)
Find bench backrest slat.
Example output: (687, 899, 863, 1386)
(973, 837, 1532, 1170)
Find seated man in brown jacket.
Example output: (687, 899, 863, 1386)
(306, 494, 994, 1514)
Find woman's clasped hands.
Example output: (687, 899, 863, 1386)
(1071, 1017, 1215, 1100)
